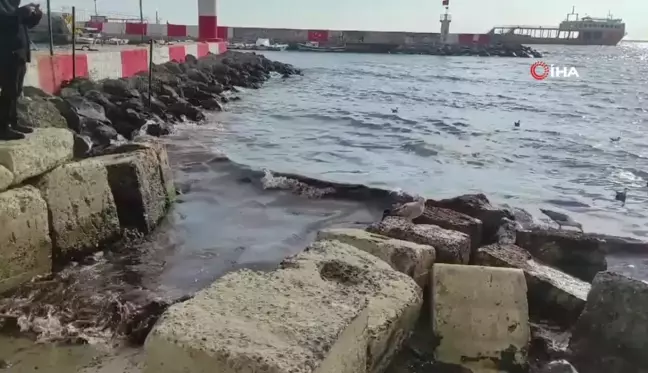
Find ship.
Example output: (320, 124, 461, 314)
(488, 7, 626, 46)
(296, 41, 346, 52)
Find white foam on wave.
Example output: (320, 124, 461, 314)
(261, 169, 335, 198)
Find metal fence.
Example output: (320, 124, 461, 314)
(34, 2, 150, 56)
(35, 3, 157, 104)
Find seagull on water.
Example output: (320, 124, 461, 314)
(382, 196, 426, 221)
(539, 208, 583, 232)
(615, 188, 628, 206)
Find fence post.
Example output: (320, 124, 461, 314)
(148, 39, 153, 108)
(46, 0, 54, 55)
(72, 6, 76, 79)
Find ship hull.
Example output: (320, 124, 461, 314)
(491, 34, 623, 46)
(296, 44, 346, 52)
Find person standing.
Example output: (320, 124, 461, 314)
(0, 0, 43, 140)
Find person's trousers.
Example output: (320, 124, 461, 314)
(0, 55, 27, 131)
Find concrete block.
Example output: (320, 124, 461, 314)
(34, 159, 120, 259)
(298, 240, 422, 373)
(0, 186, 52, 293)
(0, 128, 74, 186)
(368, 216, 470, 264)
(432, 263, 530, 372)
(316, 228, 435, 288)
(413, 206, 482, 252)
(568, 271, 648, 373)
(97, 148, 168, 234)
(427, 193, 513, 244)
(134, 139, 175, 202)
(145, 240, 422, 373)
(475, 243, 590, 327)
(0, 165, 11, 192)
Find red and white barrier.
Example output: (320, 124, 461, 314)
(24, 42, 228, 94)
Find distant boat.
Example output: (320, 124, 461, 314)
(254, 38, 288, 51)
(229, 39, 288, 51)
(296, 41, 346, 52)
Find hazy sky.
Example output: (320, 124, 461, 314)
(64, 0, 647, 39)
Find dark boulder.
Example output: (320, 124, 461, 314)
(529, 322, 570, 365)
(516, 229, 607, 282)
(63, 77, 99, 95)
(84, 90, 119, 112)
(16, 96, 68, 128)
(141, 120, 172, 137)
(585, 233, 648, 254)
(495, 217, 520, 245)
(22, 86, 51, 98)
(102, 79, 140, 99)
(185, 54, 198, 64)
(73, 134, 93, 158)
(568, 271, 648, 373)
(200, 98, 224, 111)
(52, 95, 119, 147)
(426, 194, 513, 244)
(169, 100, 205, 122)
(59, 86, 81, 98)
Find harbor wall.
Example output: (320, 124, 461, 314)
(82, 22, 492, 46)
(25, 42, 227, 94)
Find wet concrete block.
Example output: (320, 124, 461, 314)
(568, 271, 648, 373)
(432, 263, 529, 372)
(97, 148, 168, 234)
(426, 193, 513, 244)
(299, 240, 422, 373)
(34, 159, 120, 260)
(0, 128, 74, 186)
(133, 139, 175, 203)
(145, 240, 422, 373)
(0, 165, 12, 192)
(368, 216, 470, 264)
(516, 228, 607, 282)
(413, 206, 482, 253)
(475, 243, 590, 327)
(316, 228, 436, 288)
(0, 186, 52, 293)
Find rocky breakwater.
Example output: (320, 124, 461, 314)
(143, 191, 648, 373)
(0, 51, 302, 343)
(20, 50, 301, 156)
(394, 43, 543, 58)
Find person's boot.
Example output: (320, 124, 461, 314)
(11, 123, 34, 134)
(0, 127, 25, 140)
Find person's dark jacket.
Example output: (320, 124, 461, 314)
(0, 5, 43, 63)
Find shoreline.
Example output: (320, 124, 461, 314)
(1, 50, 647, 372)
